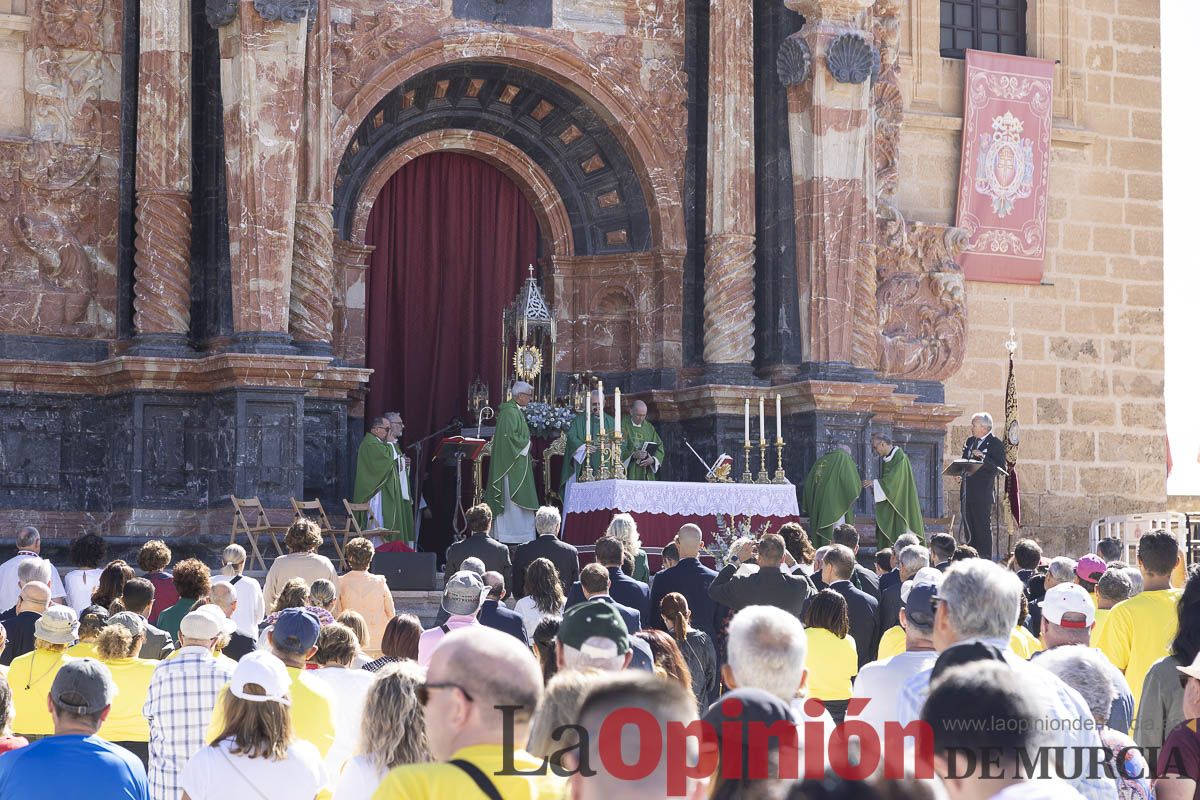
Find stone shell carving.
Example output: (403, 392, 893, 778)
(827, 32, 876, 85)
(777, 34, 812, 87)
(253, 0, 310, 22)
(206, 0, 237, 27)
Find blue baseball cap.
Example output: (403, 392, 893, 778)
(271, 608, 321, 654)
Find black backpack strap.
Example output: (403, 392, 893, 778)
(230, 575, 242, 585)
(440, 624, 451, 634)
(449, 759, 504, 800)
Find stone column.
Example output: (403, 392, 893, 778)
(289, 0, 335, 351)
(216, 0, 309, 351)
(784, 0, 875, 367)
(132, 0, 192, 342)
(702, 0, 756, 366)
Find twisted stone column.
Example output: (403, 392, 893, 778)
(290, 201, 335, 342)
(702, 0, 756, 365)
(133, 0, 192, 337)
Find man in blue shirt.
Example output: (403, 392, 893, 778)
(0, 657, 148, 799)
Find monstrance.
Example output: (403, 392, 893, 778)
(500, 265, 557, 402)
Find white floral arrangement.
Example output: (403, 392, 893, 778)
(522, 402, 577, 438)
(706, 514, 776, 567)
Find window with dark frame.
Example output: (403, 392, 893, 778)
(940, 0, 1027, 59)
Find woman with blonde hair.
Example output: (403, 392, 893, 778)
(606, 513, 649, 583)
(212, 543, 266, 637)
(180, 651, 328, 800)
(333, 661, 429, 799)
(337, 537, 396, 659)
(335, 610, 372, 668)
(525, 670, 604, 765)
(308, 579, 339, 616)
(258, 578, 335, 646)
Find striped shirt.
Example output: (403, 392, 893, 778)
(143, 646, 234, 800)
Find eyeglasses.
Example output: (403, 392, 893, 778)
(416, 682, 474, 706)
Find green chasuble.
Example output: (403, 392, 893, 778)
(351, 433, 408, 540)
(486, 401, 539, 518)
(801, 449, 861, 546)
(873, 446, 926, 546)
(561, 411, 616, 492)
(387, 442, 415, 542)
(621, 419, 664, 481)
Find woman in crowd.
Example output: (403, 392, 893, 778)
(308, 579, 339, 618)
(66, 604, 109, 658)
(513, 558, 565, 639)
(0, 679, 28, 754)
(336, 610, 373, 668)
(337, 537, 395, 659)
(635, 629, 693, 695)
(607, 513, 649, 583)
(333, 661, 428, 799)
(95, 616, 156, 766)
(259, 578, 336, 639)
(180, 651, 328, 800)
(801, 589, 858, 724)
(311, 624, 375, 775)
(362, 614, 422, 672)
(155, 559, 212, 645)
(780, 522, 817, 575)
(659, 591, 719, 708)
(1137, 564, 1200, 751)
(91, 560, 135, 612)
(531, 616, 561, 684)
(262, 519, 339, 611)
(138, 539, 178, 621)
(212, 543, 266, 637)
(64, 533, 108, 612)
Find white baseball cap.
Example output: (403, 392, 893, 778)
(1042, 583, 1095, 629)
(179, 605, 236, 640)
(901, 567, 944, 603)
(230, 651, 292, 705)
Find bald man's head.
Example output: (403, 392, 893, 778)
(19, 580, 51, 609)
(482, 570, 506, 600)
(675, 524, 703, 558)
(631, 400, 649, 425)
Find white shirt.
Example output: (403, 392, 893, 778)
(211, 573, 266, 637)
(180, 739, 328, 800)
(309, 666, 375, 776)
(333, 754, 387, 800)
(0, 552, 66, 609)
(64, 567, 104, 611)
(848, 649, 939, 736)
(513, 595, 562, 639)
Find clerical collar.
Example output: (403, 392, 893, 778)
(631, 421, 644, 428)
(884, 447, 897, 462)
(16, 551, 37, 558)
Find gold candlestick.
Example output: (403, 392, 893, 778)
(612, 430, 627, 480)
(772, 438, 788, 484)
(741, 442, 754, 483)
(598, 431, 612, 480)
(582, 435, 594, 482)
(756, 439, 770, 484)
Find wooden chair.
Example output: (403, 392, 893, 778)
(230, 496, 286, 572)
(342, 499, 390, 567)
(290, 497, 338, 567)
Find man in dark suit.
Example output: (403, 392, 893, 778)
(478, 571, 530, 645)
(831, 524, 881, 601)
(648, 524, 720, 637)
(878, 533, 921, 593)
(822, 544, 879, 667)
(960, 412, 1007, 561)
(575, 562, 641, 632)
(566, 537, 650, 619)
(707, 533, 815, 619)
(878, 543, 929, 632)
(512, 506, 580, 597)
(444, 504, 512, 586)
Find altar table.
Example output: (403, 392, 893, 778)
(562, 479, 802, 551)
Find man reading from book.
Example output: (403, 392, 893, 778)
(622, 400, 664, 481)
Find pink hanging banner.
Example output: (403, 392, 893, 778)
(955, 50, 1055, 284)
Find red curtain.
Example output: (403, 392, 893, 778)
(364, 152, 540, 447)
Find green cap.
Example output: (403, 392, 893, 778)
(558, 599, 630, 657)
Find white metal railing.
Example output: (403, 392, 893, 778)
(1088, 512, 1188, 563)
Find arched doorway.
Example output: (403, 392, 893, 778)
(363, 151, 541, 444)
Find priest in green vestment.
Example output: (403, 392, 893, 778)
(352, 416, 408, 540)
(382, 411, 415, 542)
(561, 390, 615, 501)
(802, 445, 861, 546)
(621, 400, 664, 481)
(486, 381, 539, 544)
(863, 432, 925, 547)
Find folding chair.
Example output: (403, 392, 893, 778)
(290, 497, 338, 567)
(343, 499, 393, 565)
(230, 496, 286, 572)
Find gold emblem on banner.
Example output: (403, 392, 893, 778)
(513, 345, 543, 381)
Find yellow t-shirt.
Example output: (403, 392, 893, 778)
(877, 625, 906, 661)
(804, 628, 858, 702)
(373, 744, 565, 800)
(1092, 608, 1111, 645)
(66, 641, 100, 659)
(1095, 587, 1183, 710)
(98, 656, 158, 742)
(207, 664, 337, 756)
(9, 650, 74, 736)
(1009, 626, 1042, 659)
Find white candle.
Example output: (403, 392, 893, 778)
(744, 399, 750, 446)
(614, 388, 621, 434)
(758, 396, 765, 445)
(776, 394, 782, 443)
(585, 394, 591, 440)
(598, 381, 605, 435)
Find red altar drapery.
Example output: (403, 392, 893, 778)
(364, 152, 541, 446)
